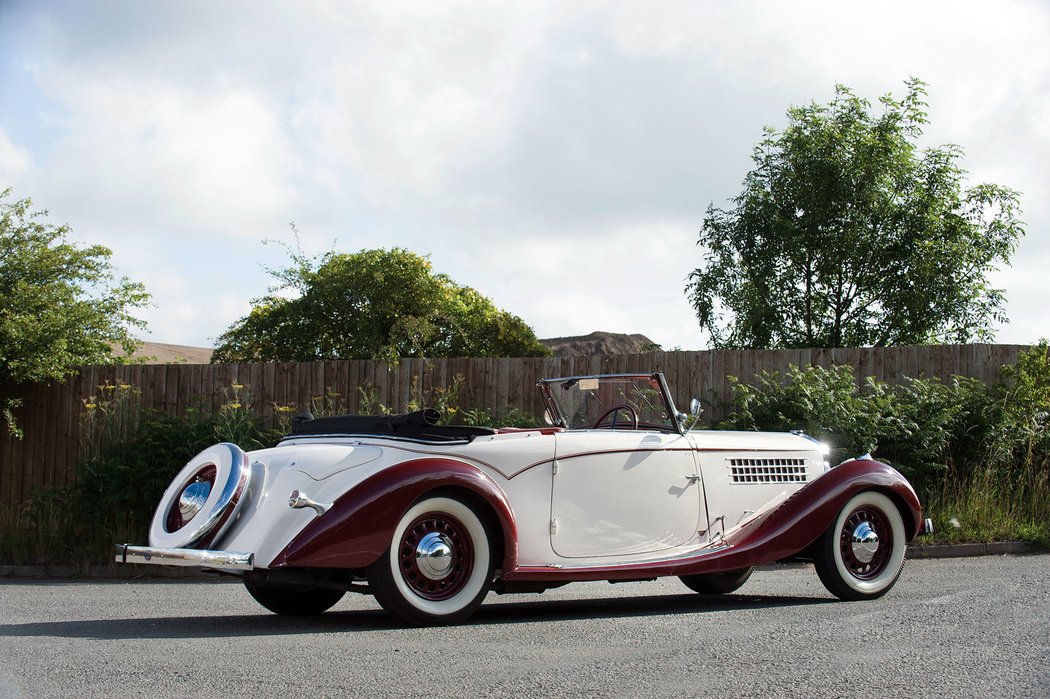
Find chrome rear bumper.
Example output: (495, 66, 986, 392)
(114, 544, 254, 572)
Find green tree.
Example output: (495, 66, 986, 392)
(686, 79, 1025, 349)
(0, 190, 149, 434)
(212, 246, 551, 362)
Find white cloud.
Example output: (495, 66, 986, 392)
(433, 219, 705, 349)
(1, 0, 1047, 349)
(128, 263, 254, 347)
(0, 127, 32, 186)
(26, 74, 304, 240)
(288, 2, 561, 210)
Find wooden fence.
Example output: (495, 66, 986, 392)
(0, 344, 1029, 509)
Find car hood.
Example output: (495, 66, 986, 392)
(688, 430, 819, 453)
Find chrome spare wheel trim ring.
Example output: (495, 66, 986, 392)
(183, 444, 250, 548)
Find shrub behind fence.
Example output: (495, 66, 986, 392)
(0, 344, 1028, 509)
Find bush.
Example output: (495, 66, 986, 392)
(0, 384, 281, 566)
(719, 365, 993, 491)
(720, 344, 1050, 544)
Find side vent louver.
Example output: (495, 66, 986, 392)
(730, 458, 808, 484)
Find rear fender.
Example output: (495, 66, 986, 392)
(268, 459, 517, 572)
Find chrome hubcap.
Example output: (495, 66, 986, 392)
(414, 532, 454, 580)
(178, 481, 211, 522)
(850, 521, 880, 564)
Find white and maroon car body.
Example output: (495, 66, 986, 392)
(116, 373, 926, 625)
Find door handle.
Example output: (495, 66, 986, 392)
(686, 474, 702, 485)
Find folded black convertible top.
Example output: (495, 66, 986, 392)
(291, 408, 497, 442)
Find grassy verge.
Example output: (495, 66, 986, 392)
(923, 461, 1050, 547)
(0, 503, 142, 568)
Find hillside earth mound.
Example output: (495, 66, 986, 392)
(118, 331, 659, 364)
(539, 331, 658, 357)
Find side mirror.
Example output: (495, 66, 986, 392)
(678, 398, 703, 432)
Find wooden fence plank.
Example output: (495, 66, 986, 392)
(1, 344, 1038, 508)
(46, 377, 65, 493)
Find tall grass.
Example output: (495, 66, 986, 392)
(926, 461, 1049, 546)
(926, 345, 1050, 545)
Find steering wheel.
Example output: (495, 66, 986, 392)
(593, 404, 639, 430)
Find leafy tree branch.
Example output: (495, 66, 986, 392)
(686, 79, 1025, 349)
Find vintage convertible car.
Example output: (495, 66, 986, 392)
(116, 373, 929, 625)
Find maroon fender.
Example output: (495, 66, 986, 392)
(268, 459, 518, 572)
(504, 458, 922, 582)
(700, 457, 923, 572)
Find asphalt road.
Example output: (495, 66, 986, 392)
(1, 555, 1047, 698)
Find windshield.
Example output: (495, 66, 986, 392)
(538, 374, 679, 431)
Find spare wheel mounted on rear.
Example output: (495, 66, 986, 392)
(149, 443, 251, 549)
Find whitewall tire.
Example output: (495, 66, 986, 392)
(367, 496, 493, 626)
(814, 490, 907, 600)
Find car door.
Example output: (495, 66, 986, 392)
(549, 430, 706, 559)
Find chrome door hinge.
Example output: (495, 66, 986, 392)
(552, 461, 559, 475)
(550, 518, 558, 535)
(686, 474, 702, 485)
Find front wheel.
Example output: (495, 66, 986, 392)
(680, 567, 753, 595)
(367, 496, 493, 626)
(244, 578, 345, 615)
(813, 491, 907, 600)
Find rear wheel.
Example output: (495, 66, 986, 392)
(680, 567, 753, 595)
(813, 491, 906, 600)
(367, 496, 493, 626)
(244, 578, 345, 615)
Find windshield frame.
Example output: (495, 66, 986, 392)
(536, 372, 684, 434)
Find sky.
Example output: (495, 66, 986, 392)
(1, 0, 1047, 351)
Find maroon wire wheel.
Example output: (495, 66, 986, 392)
(813, 490, 906, 601)
(397, 512, 475, 601)
(367, 495, 494, 625)
(838, 505, 893, 580)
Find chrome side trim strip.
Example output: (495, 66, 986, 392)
(540, 543, 733, 571)
(115, 544, 254, 572)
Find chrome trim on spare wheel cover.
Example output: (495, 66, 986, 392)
(178, 480, 212, 521)
(148, 443, 251, 549)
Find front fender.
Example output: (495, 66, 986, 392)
(268, 458, 518, 572)
(719, 458, 923, 564)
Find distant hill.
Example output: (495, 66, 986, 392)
(118, 331, 658, 364)
(539, 331, 659, 357)
(114, 342, 214, 364)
